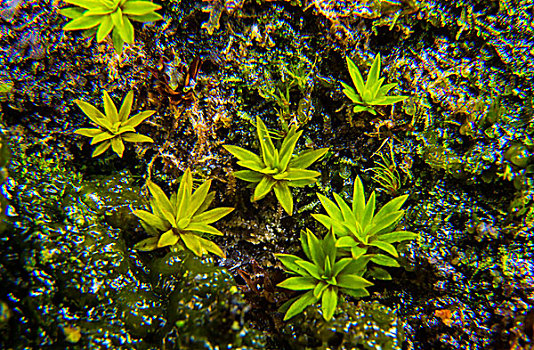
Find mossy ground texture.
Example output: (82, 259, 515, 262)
(0, 0, 533, 349)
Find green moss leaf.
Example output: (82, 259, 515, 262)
(300, 230, 311, 260)
(233, 170, 263, 183)
(63, 15, 103, 31)
(283, 290, 318, 321)
(120, 15, 134, 44)
(276, 254, 308, 275)
(287, 178, 317, 187)
(253, 176, 276, 201)
(186, 222, 224, 236)
(123, 110, 155, 128)
(191, 207, 234, 225)
(85, 7, 114, 16)
(92, 141, 111, 157)
(128, 12, 163, 22)
(289, 148, 328, 169)
(278, 128, 302, 171)
(295, 260, 322, 280)
(378, 82, 398, 96)
(333, 193, 358, 228)
(303, 230, 324, 269)
(336, 274, 373, 290)
(175, 168, 193, 219)
(96, 15, 113, 42)
(369, 77, 385, 100)
(157, 229, 179, 248)
(373, 195, 408, 222)
(336, 236, 357, 248)
(91, 130, 114, 144)
(372, 95, 408, 106)
(350, 246, 368, 260)
(365, 211, 404, 236)
(346, 56, 365, 96)
(122, 1, 161, 16)
(59, 7, 86, 19)
(186, 180, 211, 217)
(273, 168, 320, 181)
(321, 287, 338, 321)
(195, 191, 215, 216)
(63, 0, 106, 9)
(277, 276, 317, 291)
(147, 181, 174, 220)
(317, 193, 344, 222)
(198, 237, 225, 258)
(370, 254, 400, 267)
(74, 99, 107, 126)
(132, 209, 169, 231)
(379, 230, 419, 243)
(121, 133, 153, 143)
(180, 233, 203, 257)
(133, 236, 159, 251)
(332, 258, 353, 276)
(273, 181, 293, 215)
(341, 82, 360, 103)
(111, 28, 124, 54)
(74, 128, 101, 137)
(312, 213, 351, 236)
(116, 125, 136, 134)
(361, 191, 376, 229)
(342, 288, 369, 298)
(223, 145, 263, 164)
(256, 117, 276, 168)
(368, 266, 392, 280)
(313, 281, 329, 298)
(364, 54, 381, 94)
(117, 90, 134, 122)
(110, 137, 125, 157)
(102, 91, 119, 124)
(368, 240, 398, 257)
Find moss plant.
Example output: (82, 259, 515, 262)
(341, 54, 408, 115)
(312, 176, 418, 279)
(60, 0, 163, 54)
(223, 116, 328, 215)
(276, 229, 373, 321)
(133, 169, 234, 258)
(74, 90, 154, 158)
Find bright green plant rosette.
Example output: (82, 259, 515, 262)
(60, 0, 163, 54)
(132, 169, 234, 258)
(312, 176, 418, 279)
(223, 116, 328, 215)
(276, 229, 373, 321)
(341, 53, 408, 115)
(74, 90, 154, 158)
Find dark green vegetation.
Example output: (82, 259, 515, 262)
(1, 0, 533, 349)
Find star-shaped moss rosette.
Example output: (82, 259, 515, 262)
(60, 0, 163, 54)
(276, 229, 373, 321)
(312, 176, 418, 280)
(74, 90, 154, 157)
(341, 53, 408, 115)
(132, 169, 234, 258)
(223, 117, 328, 215)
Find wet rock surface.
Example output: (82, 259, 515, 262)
(0, 0, 533, 348)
